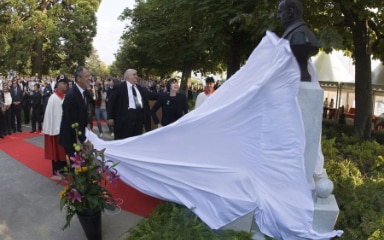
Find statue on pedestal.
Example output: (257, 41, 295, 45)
(278, 0, 320, 82)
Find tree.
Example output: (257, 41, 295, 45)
(86, 48, 109, 78)
(117, 0, 213, 92)
(234, 0, 384, 140)
(298, 0, 384, 140)
(0, 0, 100, 76)
(117, 0, 268, 91)
(116, 0, 383, 140)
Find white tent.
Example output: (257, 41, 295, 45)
(372, 63, 384, 85)
(313, 51, 384, 118)
(312, 51, 355, 83)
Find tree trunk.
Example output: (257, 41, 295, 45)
(353, 20, 372, 140)
(31, 38, 43, 78)
(31, 1, 48, 77)
(226, 34, 242, 79)
(180, 61, 193, 94)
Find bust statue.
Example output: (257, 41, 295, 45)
(277, 0, 320, 82)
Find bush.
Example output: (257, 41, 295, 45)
(323, 122, 384, 239)
(126, 202, 252, 240)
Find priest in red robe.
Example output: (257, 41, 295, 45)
(43, 74, 69, 174)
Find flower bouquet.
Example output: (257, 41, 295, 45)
(51, 123, 119, 230)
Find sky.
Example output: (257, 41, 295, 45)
(93, 0, 136, 66)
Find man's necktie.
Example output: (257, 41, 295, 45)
(83, 92, 87, 105)
(132, 86, 142, 109)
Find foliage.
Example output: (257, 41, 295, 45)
(51, 123, 119, 230)
(116, 0, 384, 139)
(85, 48, 109, 78)
(322, 122, 384, 239)
(115, 0, 273, 91)
(126, 202, 252, 240)
(304, 0, 384, 139)
(0, 0, 100, 75)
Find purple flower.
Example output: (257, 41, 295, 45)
(106, 171, 119, 185)
(70, 153, 85, 169)
(68, 189, 82, 203)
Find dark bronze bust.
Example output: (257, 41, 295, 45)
(277, 0, 320, 82)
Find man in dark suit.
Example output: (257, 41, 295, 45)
(10, 80, 23, 132)
(59, 66, 92, 158)
(107, 69, 158, 140)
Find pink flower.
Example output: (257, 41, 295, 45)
(70, 152, 85, 169)
(68, 189, 82, 203)
(51, 171, 63, 182)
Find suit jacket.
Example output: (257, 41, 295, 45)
(0, 90, 5, 114)
(107, 82, 158, 134)
(31, 90, 42, 110)
(59, 84, 88, 152)
(10, 85, 23, 109)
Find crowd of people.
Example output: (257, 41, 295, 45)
(0, 70, 222, 147)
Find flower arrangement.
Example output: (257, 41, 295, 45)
(51, 123, 119, 230)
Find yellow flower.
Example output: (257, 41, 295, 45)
(60, 185, 69, 198)
(74, 167, 88, 173)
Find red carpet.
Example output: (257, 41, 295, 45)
(0, 132, 162, 217)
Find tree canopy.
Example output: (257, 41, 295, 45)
(0, 0, 383, 139)
(114, 0, 384, 140)
(0, 0, 100, 76)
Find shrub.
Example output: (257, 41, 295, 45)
(126, 202, 252, 240)
(323, 123, 384, 239)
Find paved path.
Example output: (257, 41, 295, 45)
(0, 125, 143, 240)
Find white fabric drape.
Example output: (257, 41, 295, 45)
(86, 31, 343, 239)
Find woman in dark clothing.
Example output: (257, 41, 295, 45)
(150, 78, 189, 128)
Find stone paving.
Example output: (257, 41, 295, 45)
(0, 124, 143, 240)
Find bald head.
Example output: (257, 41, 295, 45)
(277, 0, 303, 28)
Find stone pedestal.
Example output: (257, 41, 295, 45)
(220, 211, 253, 232)
(298, 81, 340, 237)
(220, 212, 265, 240)
(313, 195, 340, 238)
(297, 82, 323, 185)
(313, 169, 340, 239)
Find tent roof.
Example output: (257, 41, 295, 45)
(372, 64, 384, 85)
(312, 51, 355, 83)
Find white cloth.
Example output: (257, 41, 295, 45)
(86, 31, 343, 239)
(194, 91, 210, 109)
(43, 93, 64, 135)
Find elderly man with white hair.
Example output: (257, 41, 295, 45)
(107, 69, 158, 139)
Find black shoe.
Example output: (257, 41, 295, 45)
(17, 129, 22, 132)
(12, 129, 16, 133)
(0, 135, 4, 138)
(30, 130, 36, 133)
